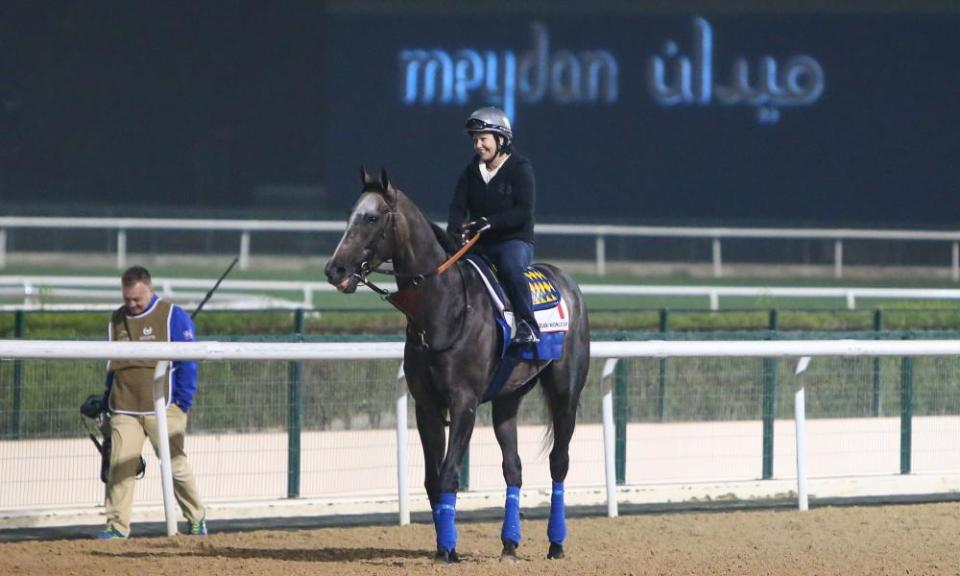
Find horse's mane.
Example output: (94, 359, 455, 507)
(430, 221, 459, 256)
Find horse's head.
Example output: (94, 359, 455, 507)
(324, 167, 400, 293)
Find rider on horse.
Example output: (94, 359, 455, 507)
(447, 106, 541, 345)
(327, 162, 589, 561)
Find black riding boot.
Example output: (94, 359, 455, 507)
(512, 319, 540, 345)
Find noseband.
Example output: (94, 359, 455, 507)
(346, 189, 481, 351)
(351, 206, 396, 295)
(350, 192, 480, 296)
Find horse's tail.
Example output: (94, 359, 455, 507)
(540, 416, 555, 458)
(534, 263, 590, 457)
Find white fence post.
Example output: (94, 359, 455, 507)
(795, 387, 808, 511)
(116, 229, 127, 270)
(0, 228, 6, 270)
(712, 238, 722, 277)
(239, 231, 251, 271)
(152, 360, 178, 536)
(22, 281, 34, 306)
(952, 241, 958, 283)
(601, 358, 619, 518)
(834, 239, 843, 279)
(794, 357, 811, 512)
(396, 363, 410, 526)
(595, 235, 606, 277)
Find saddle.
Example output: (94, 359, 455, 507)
(463, 255, 569, 360)
(463, 255, 570, 403)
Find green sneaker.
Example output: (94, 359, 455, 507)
(188, 517, 208, 536)
(96, 525, 127, 540)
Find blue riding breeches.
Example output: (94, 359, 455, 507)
(481, 239, 540, 334)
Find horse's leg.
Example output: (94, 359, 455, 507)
(432, 395, 478, 563)
(492, 393, 524, 562)
(540, 361, 587, 560)
(414, 404, 448, 555)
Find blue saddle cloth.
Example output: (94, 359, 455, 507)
(463, 255, 568, 402)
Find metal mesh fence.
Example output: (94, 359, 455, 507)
(0, 350, 958, 513)
(614, 355, 960, 485)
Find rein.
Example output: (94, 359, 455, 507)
(356, 232, 481, 297)
(350, 203, 481, 351)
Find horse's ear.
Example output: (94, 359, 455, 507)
(360, 166, 376, 188)
(380, 167, 398, 208)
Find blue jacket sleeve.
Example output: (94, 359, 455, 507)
(169, 305, 199, 412)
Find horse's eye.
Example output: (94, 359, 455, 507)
(366, 215, 379, 224)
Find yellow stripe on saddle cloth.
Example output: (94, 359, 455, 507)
(525, 268, 560, 310)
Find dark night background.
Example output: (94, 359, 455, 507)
(1, 1, 958, 226)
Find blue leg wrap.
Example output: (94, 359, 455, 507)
(500, 485, 522, 545)
(433, 491, 458, 552)
(547, 481, 567, 544)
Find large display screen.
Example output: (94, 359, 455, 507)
(323, 12, 959, 226)
(3, 7, 956, 227)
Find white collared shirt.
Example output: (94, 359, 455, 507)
(479, 154, 510, 184)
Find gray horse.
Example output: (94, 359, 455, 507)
(325, 169, 590, 562)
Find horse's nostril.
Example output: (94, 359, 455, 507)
(324, 261, 345, 279)
(325, 264, 347, 283)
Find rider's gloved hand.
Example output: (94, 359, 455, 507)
(461, 217, 491, 239)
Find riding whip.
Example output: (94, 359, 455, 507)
(191, 256, 239, 319)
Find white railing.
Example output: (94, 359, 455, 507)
(1, 338, 959, 533)
(6, 275, 960, 310)
(2, 216, 960, 278)
(0, 276, 320, 309)
(8, 338, 960, 362)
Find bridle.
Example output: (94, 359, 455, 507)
(348, 188, 481, 351)
(349, 188, 480, 291)
(350, 204, 396, 296)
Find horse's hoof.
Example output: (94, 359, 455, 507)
(547, 542, 565, 559)
(500, 542, 519, 563)
(434, 548, 460, 563)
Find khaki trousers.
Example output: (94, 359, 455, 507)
(105, 405, 204, 536)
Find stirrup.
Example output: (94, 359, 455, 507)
(511, 321, 540, 345)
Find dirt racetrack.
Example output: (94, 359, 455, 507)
(2, 503, 957, 576)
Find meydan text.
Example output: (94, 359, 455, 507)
(398, 18, 824, 125)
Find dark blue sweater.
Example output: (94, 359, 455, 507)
(447, 153, 536, 246)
